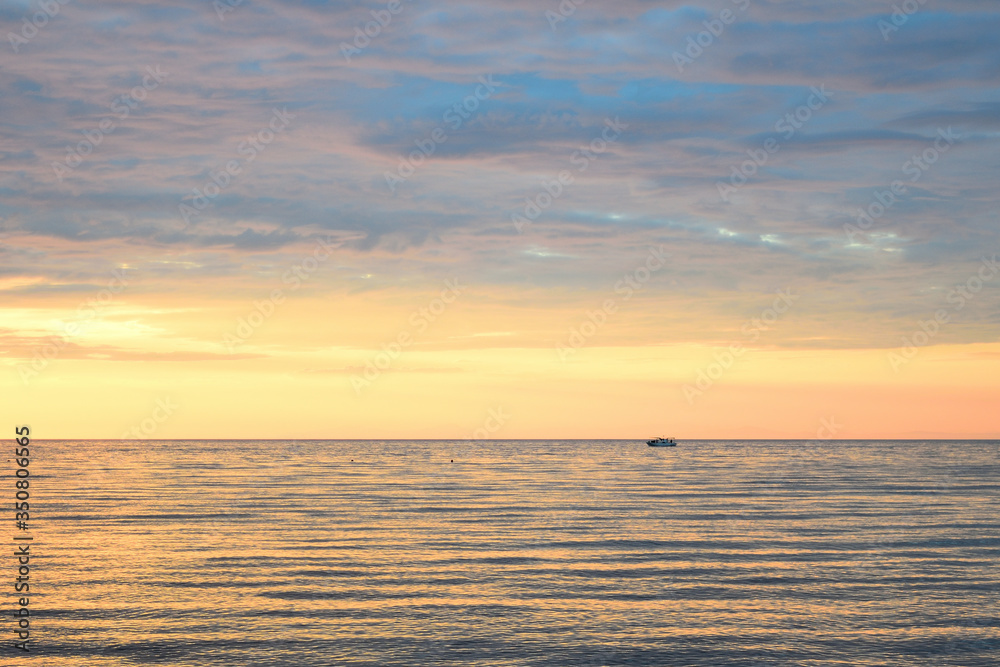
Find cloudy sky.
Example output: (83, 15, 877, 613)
(2, 0, 998, 438)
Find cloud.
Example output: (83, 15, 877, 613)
(0, 0, 998, 348)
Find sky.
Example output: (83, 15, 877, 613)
(1, 0, 998, 439)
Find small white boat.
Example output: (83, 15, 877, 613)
(647, 437, 676, 447)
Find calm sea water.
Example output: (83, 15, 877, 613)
(23, 440, 1000, 666)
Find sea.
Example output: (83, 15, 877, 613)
(22, 439, 1000, 666)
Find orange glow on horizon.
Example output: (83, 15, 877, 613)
(4, 285, 997, 440)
